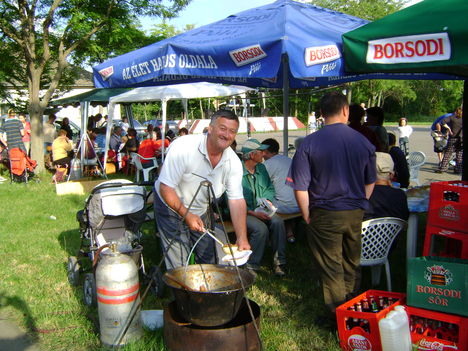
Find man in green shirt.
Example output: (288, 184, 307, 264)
(241, 139, 287, 276)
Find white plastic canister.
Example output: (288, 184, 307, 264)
(378, 306, 412, 351)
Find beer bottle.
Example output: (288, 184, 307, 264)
(361, 318, 370, 333)
(414, 318, 425, 334)
(347, 305, 358, 330)
(370, 296, 379, 313)
(378, 296, 386, 309)
(447, 323, 458, 342)
(423, 319, 435, 337)
(355, 302, 363, 313)
(362, 298, 370, 312)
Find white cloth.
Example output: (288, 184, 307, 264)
(155, 134, 244, 216)
(263, 154, 299, 213)
(398, 125, 413, 138)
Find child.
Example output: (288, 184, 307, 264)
(397, 117, 413, 156)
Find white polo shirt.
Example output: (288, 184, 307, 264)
(155, 134, 244, 216)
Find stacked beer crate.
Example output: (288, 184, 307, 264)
(407, 180, 468, 351)
(336, 181, 468, 351)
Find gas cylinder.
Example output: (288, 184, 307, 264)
(96, 245, 143, 347)
(70, 158, 81, 180)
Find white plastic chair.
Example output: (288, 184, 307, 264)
(130, 152, 158, 182)
(407, 151, 426, 186)
(360, 217, 407, 291)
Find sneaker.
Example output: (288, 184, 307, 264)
(274, 265, 286, 277)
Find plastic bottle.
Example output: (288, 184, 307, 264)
(394, 306, 412, 349)
(378, 306, 412, 351)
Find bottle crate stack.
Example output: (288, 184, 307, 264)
(423, 181, 468, 258)
(336, 290, 406, 351)
(407, 306, 468, 351)
(406, 180, 468, 350)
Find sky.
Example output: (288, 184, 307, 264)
(141, 0, 423, 32)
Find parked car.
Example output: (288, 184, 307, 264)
(142, 119, 179, 134)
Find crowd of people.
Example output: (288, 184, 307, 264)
(0, 94, 463, 328)
(152, 92, 456, 328)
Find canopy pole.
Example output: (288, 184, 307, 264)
(182, 98, 188, 129)
(282, 54, 289, 156)
(161, 99, 167, 163)
(462, 80, 467, 181)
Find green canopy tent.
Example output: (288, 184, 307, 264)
(50, 88, 131, 178)
(342, 0, 468, 180)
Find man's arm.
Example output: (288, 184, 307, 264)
(294, 190, 310, 224)
(159, 183, 205, 232)
(227, 198, 251, 250)
(365, 183, 375, 200)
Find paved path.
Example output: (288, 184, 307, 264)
(0, 313, 40, 351)
(236, 124, 461, 185)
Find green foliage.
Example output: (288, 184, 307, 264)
(310, 0, 408, 20)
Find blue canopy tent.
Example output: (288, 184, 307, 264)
(93, 0, 456, 152)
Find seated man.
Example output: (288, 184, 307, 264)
(52, 129, 73, 168)
(388, 132, 410, 188)
(261, 138, 300, 243)
(241, 139, 287, 276)
(364, 152, 409, 221)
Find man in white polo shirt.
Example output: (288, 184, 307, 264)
(153, 110, 250, 269)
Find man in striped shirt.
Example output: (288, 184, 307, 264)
(0, 109, 25, 152)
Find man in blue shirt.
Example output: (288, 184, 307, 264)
(287, 92, 376, 317)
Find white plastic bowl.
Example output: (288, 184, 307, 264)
(221, 250, 252, 266)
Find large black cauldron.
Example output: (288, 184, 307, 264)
(163, 264, 255, 327)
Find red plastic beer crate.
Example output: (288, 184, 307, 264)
(407, 306, 468, 351)
(336, 290, 406, 351)
(427, 181, 468, 233)
(423, 225, 468, 259)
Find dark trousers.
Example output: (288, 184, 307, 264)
(153, 189, 215, 270)
(306, 208, 364, 312)
(439, 137, 463, 173)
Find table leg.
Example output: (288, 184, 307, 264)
(407, 213, 419, 259)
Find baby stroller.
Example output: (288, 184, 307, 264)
(68, 179, 151, 306)
(8, 147, 37, 183)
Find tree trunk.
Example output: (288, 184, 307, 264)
(29, 73, 46, 173)
(199, 100, 204, 119)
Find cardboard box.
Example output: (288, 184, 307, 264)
(55, 178, 106, 195)
(407, 257, 468, 316)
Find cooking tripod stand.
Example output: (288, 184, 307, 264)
(115, 178, 263, 349)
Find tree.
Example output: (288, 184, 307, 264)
(310, 0, 408, 21)
(0, 0, 191, 171)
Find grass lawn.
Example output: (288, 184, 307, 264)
(0, 172, 419, 350)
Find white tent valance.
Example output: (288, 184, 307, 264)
(104, 82, 253, 166)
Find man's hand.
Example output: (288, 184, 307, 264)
(184, 212, 205, 232)
(236, 236, 251, 251)
(249, 210, 270, 222)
